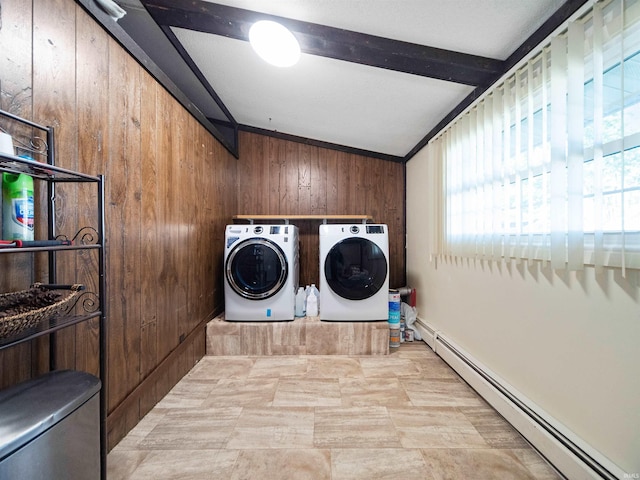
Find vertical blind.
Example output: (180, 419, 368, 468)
(433, 0, 640, 273)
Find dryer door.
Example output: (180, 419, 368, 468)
(324, 237, 387, 300)
(226, 238, 288, 300)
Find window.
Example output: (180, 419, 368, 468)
(435, 0, 640, 272)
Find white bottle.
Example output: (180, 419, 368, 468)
(295, 287, 306, 317)
(310, 283, 320, 313)
(304, 285, 310, 312)
(306, 290, 318, 317)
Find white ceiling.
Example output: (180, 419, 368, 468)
(174, 26, 475, 157)
(203, 0, 564, 59)
(116, 0, 568, 158)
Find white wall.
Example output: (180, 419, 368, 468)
(406, 145, 640, 475)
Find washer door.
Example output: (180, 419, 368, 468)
(324, 237, 387, 300)
(226, 238, 288, 300)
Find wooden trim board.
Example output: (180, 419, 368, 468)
(233, 214, 373, 224)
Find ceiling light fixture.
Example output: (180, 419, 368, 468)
(249, 20, 301, 68)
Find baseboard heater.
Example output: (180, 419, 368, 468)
(413, 318, 624, 480)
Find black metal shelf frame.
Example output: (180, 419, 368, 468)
(0, 312, 102, 349)
(0, 108, 107, 480)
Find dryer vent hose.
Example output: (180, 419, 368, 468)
(395, 287, 412, 296)
(393, 286, 416, 307)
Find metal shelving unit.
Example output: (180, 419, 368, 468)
(0, 109, 107, 480)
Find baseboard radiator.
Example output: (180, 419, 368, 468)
(413, 318, 624, 480)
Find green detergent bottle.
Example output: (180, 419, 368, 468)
(2, 173, 34, 241)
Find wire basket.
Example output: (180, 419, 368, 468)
(0, 283, 85, 338)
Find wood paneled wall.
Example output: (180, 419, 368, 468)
(236, 131, 406, 289)
(0, 0, 237, 449)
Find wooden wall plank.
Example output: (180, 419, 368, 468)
(33, 0, 79, 371)
(74, 3, 109, 379)
(0, 0, 32, 115)
(106, 35, 143, 417)
(268, 137, 281, 215)
(193, 122, 207, 324)
(0, 0, 36, 389)
(287, 142, 301, 211)
(139, 69, 159, 415)
(310, 145, 326, 215)
(174, 100, 190, 342)
(236, 131, 406, 288)
(297, 143, 311, 214)
(213, 134, 237, 306)
(155, 86, 179, 361)
(348, 154, 366, 213)
(186, 115, 198, 332)
(325, 149, 339, 214)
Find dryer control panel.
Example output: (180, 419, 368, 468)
(366, 225, 385, 234)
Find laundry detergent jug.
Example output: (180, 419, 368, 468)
(2, 173, 34, 241)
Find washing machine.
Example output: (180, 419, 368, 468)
(319, 223, 389, 321)
(224, 224, 299, 321)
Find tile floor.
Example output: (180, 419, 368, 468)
(107, 342, 561, 479)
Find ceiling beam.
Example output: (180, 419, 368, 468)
(141, 0, 504, 87)
(75, 0, 239, 157)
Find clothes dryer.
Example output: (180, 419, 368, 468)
(224, 224, 298, 321)
(319, 224, 389, 321)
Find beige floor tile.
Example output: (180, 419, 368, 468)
(339, 377, 412, 407)
(128, 450, 238, 480)
(420, 448, 544, 480)
(415, 358, 464, 379)
(400, 377, 486, 407)
(206, 332, 242, 355)
(508, 449, 562, 479)
(248, 356, 309, 378)
(107, 450, 149, 480)
(349, 322, 382, 355)
(305, 322, 344, 354)
(138, 407, 242, 449)
(230, 449, 331, 480)
(389, 407, 489, 448)
(154, 379, 217, 409)
(305, 356, 364, 378)
(273, 378, 342, 406)
(459, 405, 530, 448)
(359, 356, 422, 377)
(370, 327, 391, 355)
(314, 406, 402, 448)
(226, 407, 315, 449)
(187, 356, 255, 380)
(203, 378, 278, 407)
(241, 323, 274, 355)
(272, 321, 306, 349)
(114, 409, 170, 449)
(331, 448, 433, 480)
(392, 341, 438, 359)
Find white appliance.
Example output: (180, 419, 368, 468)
(224, 224, 299, 321)
(319, 224, 389, 321)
